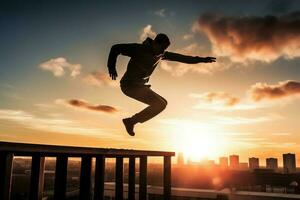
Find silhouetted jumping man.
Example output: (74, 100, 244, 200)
(107, 33, 216, 136)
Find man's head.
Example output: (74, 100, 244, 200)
(153, 33, 170, 55)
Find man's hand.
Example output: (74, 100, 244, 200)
(199, 57, 216, 63)
(109, 67, 118, 80)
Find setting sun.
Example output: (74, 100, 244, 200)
(180, 133, 220, 162)
(165, 119, 227, 162)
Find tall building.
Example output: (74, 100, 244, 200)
(219, 157, 228, 168)
(177, 152, 184, 165)
(229, 155, 239, 169)
(249, 157, 259, 170)
(266, 158, 278, 171)
(283, 153, 296, 174)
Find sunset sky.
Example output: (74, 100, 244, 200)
(1, 0, 300, 166)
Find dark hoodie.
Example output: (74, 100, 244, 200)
(107, 37, 202, 86)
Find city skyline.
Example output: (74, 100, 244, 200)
(178, 152, 297, 170)
(1, 0, 300, 164)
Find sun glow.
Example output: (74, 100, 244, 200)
(163, 119, 227, 162)
(180, 133, 220, 162)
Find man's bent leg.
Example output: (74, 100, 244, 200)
(121, 85, 167, 124)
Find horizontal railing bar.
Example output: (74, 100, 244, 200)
(0, 141, 175, 157)
(0, 152, 176, 158)
(0, 152, 173, 158)
(0, 153, 173, 158)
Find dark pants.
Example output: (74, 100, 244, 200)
(121, 84, 167, 123)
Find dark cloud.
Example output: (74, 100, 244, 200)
(250, 80, 300, 101)
(196, 12, 300, 63)
(68, 99, 118, 113)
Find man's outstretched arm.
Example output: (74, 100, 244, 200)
(107, 43, 140, 80)
(162, 51, 216, 64)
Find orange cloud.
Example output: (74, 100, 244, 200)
(196, 12, 300, 63)
(82, 71, 117, 87)
(68, 99, 118, 113)
(203, 92, 240, 106)
(250, 80, 300, 101)
(191, 92, 240, 107)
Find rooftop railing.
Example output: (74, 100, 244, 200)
(0, 141, 175, 200)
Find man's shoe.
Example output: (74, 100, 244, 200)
(122, 118, 135, 136)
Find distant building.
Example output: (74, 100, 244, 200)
(187, 158, 198, 166)
(239, 162, 248, 170)
(177, 152, 184, 165)
(207, 160, 215, 166)
(219, 157, 228, 168)
(249, 157, 259, 170)
(283, 153, 296, 174)
(200, 159, 216, 167)
(229, 155, 239, 169)
(266, 158, 278, 171)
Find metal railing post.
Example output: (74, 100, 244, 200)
(54, 155, 68, 200)
(0, 152, 14, 200)
(79, 156, 92, 200)
(128, 156, 136, 200)
(163, 156, 171, 200)
(94, 155, 105, 200)
(139, 156, 147, 200)
(115, 156, 124, 200)
(29, 154, 45, 200)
